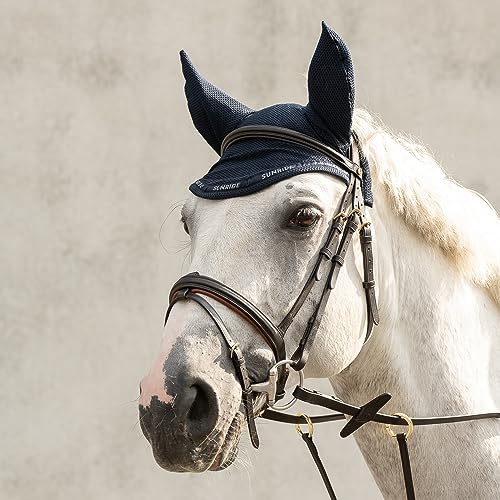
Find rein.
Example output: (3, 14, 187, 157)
(164, 125, 500, 499)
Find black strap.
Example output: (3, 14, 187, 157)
(300, 433, 338, 500)
(293, 387, 500, 427)
(339, 393, 392, 438)
(261, 408, 345, 425)
(262, 387, 500, 500)
(396, 433, 416, 500)
(359, 223, 379, 341)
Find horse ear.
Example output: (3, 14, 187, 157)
(307, 22, 355, 150)
(180, 50, 254, 153)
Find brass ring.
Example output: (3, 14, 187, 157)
(295, 413, 314, 438)
(229, 342, 240, 358)
(385, 412, 414, 439)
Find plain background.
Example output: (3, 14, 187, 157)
(1, 2, 499, 499)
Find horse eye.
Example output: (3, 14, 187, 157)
(181, 217, 190, 235)
(288, 206, 321, 229)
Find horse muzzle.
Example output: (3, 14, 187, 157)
(139, 376, 243, 473)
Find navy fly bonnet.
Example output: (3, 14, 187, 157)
(181, 21, 373, 206)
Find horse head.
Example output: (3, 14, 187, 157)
(138, 22, 375, 472)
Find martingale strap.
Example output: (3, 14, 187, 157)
(292, 387, 500, 427)
(299, 430, 338, 500)
(261, 387, 500, 500)
(396, 433, 416, 500)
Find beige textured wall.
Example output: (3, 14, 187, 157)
(1, 2, 498, 499)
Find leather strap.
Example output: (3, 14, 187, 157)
(293, 387, 500, 428)
(300, 433, 338, 500)
(262, 387, 500, 499)
(360, 224, 380, 341)
(261, 409, 345, 425)
(396, 433, 416, 500)
(291, 210, 360, 370)
(339, 393, 392, 438)
(168, 274, 287, 364)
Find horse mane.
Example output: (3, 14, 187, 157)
(353, 109, 500, 307)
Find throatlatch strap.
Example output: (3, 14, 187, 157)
(396, 434, 416, 500)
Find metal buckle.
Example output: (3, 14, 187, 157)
(251, 359, 304, 410)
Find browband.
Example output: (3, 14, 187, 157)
(220, 125, 363, 181)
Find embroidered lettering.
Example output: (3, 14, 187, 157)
(212, 182, 241, 191)
(261, 165, 295, 179)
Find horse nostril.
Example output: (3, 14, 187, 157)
(184, 382, 218, 440)
(187, 384, 210, 422)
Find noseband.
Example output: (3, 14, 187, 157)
(164, 125, 499, 500)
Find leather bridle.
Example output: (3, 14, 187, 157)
(164, 125, 499, 500)
(166, 125, 378, 442)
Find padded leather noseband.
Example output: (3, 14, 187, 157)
(168, 274, 287, 363)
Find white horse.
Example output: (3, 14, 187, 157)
(139, 25, 500, 499)
(140, 108, 500, 498)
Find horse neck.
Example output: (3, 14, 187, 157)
(335, 197, 498, 406)
(329, 195, 500, 498)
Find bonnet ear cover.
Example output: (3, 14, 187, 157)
(180, 50, 254, 153)
(183, 22, 374, 207)
(306, 21, 355, 153)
